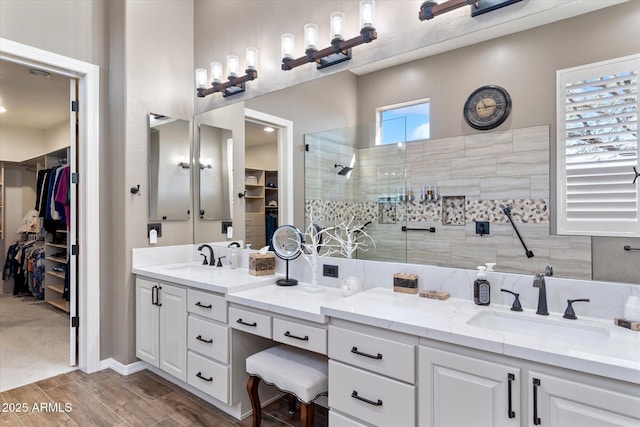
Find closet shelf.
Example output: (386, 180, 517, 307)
(47, 299, 68, 311)
(46, 256, 67, 264)
(46, 242, 67, 249)
(47, 284, 64, 294)
(46, 270, 66, 280)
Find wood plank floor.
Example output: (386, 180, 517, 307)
(0, 369, 328, 427)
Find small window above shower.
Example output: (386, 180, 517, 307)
(376, 98, 430, 146)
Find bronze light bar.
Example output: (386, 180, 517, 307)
(196, 69, 257, 98)
(282, 27, 377, 71)
(281, 0, 377, 71)
(419, 0, 523, 21)
(195, 48, 258, 98)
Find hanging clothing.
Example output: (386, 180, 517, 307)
(55, 166, 70, 228)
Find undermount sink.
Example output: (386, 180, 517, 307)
(467, 310, 610, 347)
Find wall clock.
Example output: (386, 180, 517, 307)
(272, 224, 303, 286)
(463, 85, 512, 130)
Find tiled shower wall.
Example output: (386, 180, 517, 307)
(305, 125, 592, 279)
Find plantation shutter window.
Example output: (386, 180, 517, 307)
(557, 54, 639, 237)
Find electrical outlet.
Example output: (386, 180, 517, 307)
(323, 264, 339, 278)
(222, 221, 232, 234)
(147, 223, 162, 237)
(476, 221, 490, 236)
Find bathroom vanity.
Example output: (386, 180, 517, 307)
(132, 245, 640, 426)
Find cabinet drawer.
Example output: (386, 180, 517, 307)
(228, 306, 272, 338)
(329, 360, 415, 427)
(329, 326, 415, 384)
(329, 411, 369, 427)
(273, 318, 327, 355)
(187, 351, 230, 404)
(187, 289, 227, 323)
(187, 316, 229, 364)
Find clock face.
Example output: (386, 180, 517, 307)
(463, 85, 512, 130)
(272, 225, 302, 260)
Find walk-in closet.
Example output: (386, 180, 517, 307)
(0, 59, 77, 392)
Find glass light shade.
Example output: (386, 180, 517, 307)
(330, 12, 345, 42)
(304, 23, 319, 51)
(195, 68, 207, 89)
(210, 61, 223, 84)
(359, 0, 375, 29)
(227, 55, 239, 79)
(245, 47, 258, 70)
(281, 33, 295, 59)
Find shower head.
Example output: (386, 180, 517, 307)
(335, 164, 353, 176)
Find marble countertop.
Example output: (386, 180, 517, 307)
(132, 260, 639, 384)
(321, 288, 640, 384)
(227, 284, 346, 324)
(132, 262, 280, 294)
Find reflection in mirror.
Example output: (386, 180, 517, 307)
(305, 123, 406, 263)
(198, 124, 233, 220)
(148, 113, 191, 220)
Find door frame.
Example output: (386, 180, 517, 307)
(0, 38, 101, 373)
(244, 108, 294, 226)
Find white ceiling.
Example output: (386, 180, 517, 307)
(0, 59, 71, 130)
(245, 120, 278, 148)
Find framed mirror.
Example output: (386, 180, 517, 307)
(148, 113, 191, 220)
(197, 123, 233, 220)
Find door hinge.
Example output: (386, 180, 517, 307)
(71, 173, 78, 184)
(71, 316, 79, 328)
(71, 244, 79, 256)
(71, 100, 79, 112)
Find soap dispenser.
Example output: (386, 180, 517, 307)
(474, 266, 491, 306)
(229, 247, 238, 269)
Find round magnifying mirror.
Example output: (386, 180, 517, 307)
(272, 225, 302, 286)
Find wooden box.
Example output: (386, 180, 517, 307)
(393, 273, 418, 294)
(249, 253, 275, 276)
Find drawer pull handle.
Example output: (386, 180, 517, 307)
(533, 378, 541, 425)
(351, 390, 382, 406)
(507, 373, 515, 419)
(237, 318, 257, 327)
(351, 346, 382, 360)
(195, 301, 213, 309)
(284, 331, 309, 341)
(196, 335, 213, 344)
(196, 372, 213, 382)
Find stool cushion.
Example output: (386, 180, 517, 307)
(246, 345, 328, 404)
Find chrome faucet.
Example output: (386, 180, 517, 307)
(533, 273, 548, 315)
(197, 244, 215, 266)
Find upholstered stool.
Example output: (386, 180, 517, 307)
(246, 344, 328, 427)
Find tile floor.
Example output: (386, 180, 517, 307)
(0, 369, 328, 426)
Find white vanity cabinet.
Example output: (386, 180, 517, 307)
(418, 343, 640, 427)
(328, 322, 418, 427)
(135, 277, 187, 381)
(528, 371, 640, 427)
(418, 346, 521, 427)
(185, 289, 230, 403)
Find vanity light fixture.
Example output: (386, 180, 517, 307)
(281, 0, 377, 71)
(419, 0, 523, 21)
(195, 47, 258, 98)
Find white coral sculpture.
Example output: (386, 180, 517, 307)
(299, 209, 339, 290)
(324, 216, 375, 259)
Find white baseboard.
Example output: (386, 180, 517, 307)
(99, 358, 148, 376)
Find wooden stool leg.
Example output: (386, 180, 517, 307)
(300, 402, 315, 427)
(247, 375, 262, 427)
(288, 394, 297, 414)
